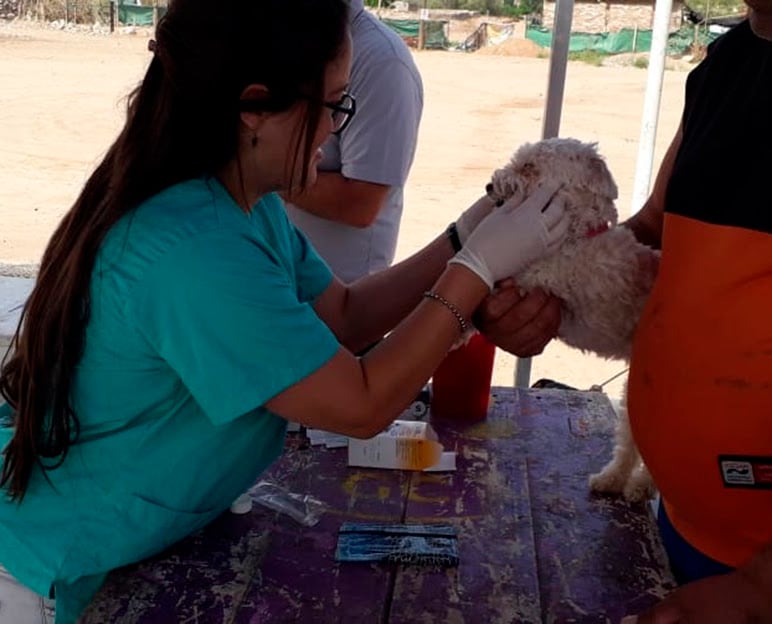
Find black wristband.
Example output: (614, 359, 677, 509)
(446, 222, 463, 253)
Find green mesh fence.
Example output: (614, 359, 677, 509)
(525, 25, 722, 54)
(118, 1, 165, 26)
(665, 25, 721, 54)
(381, 18, 449, 49)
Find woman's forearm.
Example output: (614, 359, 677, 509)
(340, 232, 456, 351)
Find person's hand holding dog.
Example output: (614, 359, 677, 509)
(475, 280, 562, 357)
(449, 183, 568, 290)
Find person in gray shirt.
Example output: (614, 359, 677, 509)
(285, 0, 423, 283)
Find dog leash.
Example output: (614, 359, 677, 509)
(588, 367, 629, 392)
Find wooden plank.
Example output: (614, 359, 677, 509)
(391, 388, 674, 623)
(515, 389, 676, 622)
(81, 511, 274, 623)
(391, 390, 541, 623)
(233, 439, 407, 623)
(83, 435, 405, 623)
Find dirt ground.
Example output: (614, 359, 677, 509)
(0, 19, 689, 399)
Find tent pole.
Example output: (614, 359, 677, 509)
(514, 0, 574, 388)
(630, 0, 673, 214)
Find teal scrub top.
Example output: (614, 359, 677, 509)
(0, 177, 339, 622)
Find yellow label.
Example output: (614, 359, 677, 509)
(394, 438, 443, 470)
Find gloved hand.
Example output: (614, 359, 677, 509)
(455, 195, 496, 245)
(448, 183, 568, 289)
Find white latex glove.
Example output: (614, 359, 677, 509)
(456, 195, 496, 245)
(448, 183, 568, 289)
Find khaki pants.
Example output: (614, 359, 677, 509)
(0, 565, 55, 623)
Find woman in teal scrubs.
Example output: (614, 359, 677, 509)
(0, 0, 568, 621)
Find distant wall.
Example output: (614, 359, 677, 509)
(543, 0, 682, 32)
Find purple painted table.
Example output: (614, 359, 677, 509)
(81, 388, 675, 623)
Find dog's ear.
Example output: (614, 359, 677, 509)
(587, 157, 618, 200)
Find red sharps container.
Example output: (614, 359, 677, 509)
(430, 332, 496, 422)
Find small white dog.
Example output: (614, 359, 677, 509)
(487, 137, 659, 501)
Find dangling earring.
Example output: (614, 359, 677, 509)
(251, 135, 258, 148)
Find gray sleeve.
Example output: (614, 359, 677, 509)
(339, 58, 423, 187)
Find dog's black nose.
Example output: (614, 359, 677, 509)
(485, 182, 504, 206)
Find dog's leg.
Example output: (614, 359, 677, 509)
(589, 392, 638, 495)
(623, 461, 656, 502)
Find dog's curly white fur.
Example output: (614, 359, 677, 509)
(488, 137, 659, 501)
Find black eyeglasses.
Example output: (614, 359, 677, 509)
(238, 91, 356, 135)
(322, 92, 356, 135)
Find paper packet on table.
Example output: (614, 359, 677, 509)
(347, 420, 456, 471)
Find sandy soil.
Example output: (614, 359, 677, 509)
(0, 19, 690, 399)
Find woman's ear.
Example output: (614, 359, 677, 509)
(239, 84, 271, 132)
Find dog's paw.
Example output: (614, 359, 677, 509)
(621, 481, 655, 502)
(589, 465, 628, 494)
(622, 466, 656, 502)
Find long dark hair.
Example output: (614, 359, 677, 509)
(0, 0, 349, 500)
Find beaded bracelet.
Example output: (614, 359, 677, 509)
(423, 290, 469, 334)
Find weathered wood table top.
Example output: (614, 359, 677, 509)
(83, 388, 675, 623)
